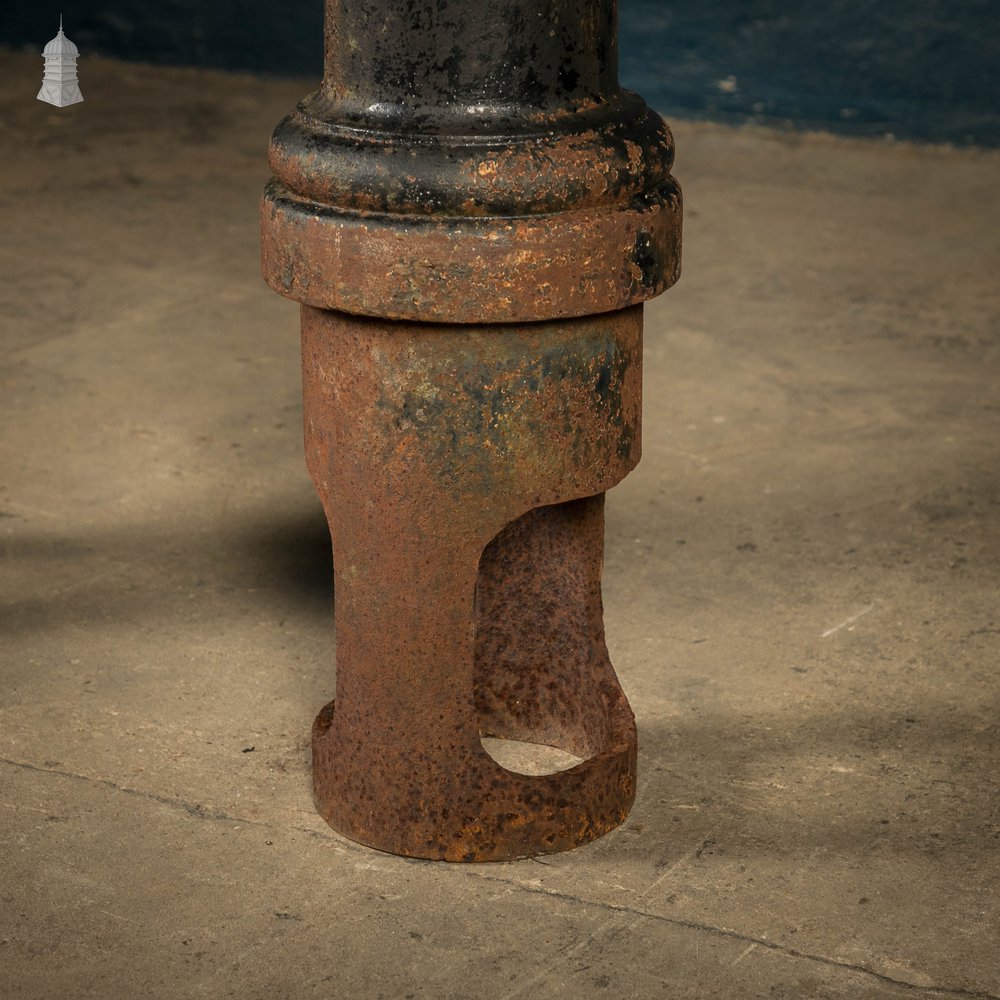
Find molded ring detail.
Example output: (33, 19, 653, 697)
(261, 177, 681, 324)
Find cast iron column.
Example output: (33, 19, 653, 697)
(261, 0, 681, 861)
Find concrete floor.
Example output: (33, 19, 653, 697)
(1, 53, 998, 999)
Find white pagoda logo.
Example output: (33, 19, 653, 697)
(38, 16, 84, 108)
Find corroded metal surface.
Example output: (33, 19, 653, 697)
(262, 175, 681, 323)
(304, 306, 641, 861)
(261, 0, 681, 860)
(260, 0, 682, 324)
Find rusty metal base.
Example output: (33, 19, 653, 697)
(303, 304, 643, 861)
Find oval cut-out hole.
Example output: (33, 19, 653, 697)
(481, 736, 584, 776)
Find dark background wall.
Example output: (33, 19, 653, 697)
(3, 1, 999, 145)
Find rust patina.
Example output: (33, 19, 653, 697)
(261, 0, 682, 861)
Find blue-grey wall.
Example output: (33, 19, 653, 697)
(4, 1, 999, 145)
(624, 0, 1000, 145)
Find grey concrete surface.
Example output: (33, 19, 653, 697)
(1, 53, 998, 999)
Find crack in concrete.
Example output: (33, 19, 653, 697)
(3, 754, 997, 1000)
(465, 871, 1000, 1000)
(0, 755, 268, 828)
